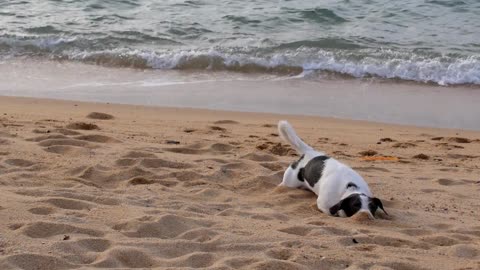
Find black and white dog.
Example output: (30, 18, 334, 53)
(278, 121, 388, 219)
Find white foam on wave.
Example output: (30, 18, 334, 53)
(302, 50, 480, 85)
(2, 36, 479, 86)
(89, 48, 480, 85)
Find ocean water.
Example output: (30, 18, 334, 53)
(1, 0, 479, 85)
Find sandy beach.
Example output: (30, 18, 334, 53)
(0, 95, 479, 269)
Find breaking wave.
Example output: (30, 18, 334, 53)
(1, 35, 479, 85)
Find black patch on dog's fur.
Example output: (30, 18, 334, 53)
(291, 154, 305, 169)
(329, 194, 362, 217)
(301, 155, 330, 187)
(369, 197, 388, 216)
(297, 168, 305, 182)
(346, 182, 358, 189)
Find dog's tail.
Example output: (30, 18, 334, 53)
(278, 120, 313, 154)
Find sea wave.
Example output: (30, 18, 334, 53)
(0, 35, 479, 85)
(69, 49, 480, 85)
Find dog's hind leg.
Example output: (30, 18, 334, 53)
(279, 166, 305, 188)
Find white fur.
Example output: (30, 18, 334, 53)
(278, 120, 375, 219)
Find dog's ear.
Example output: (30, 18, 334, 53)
(372, 197, 388, 216)
(329, 201, 343, 216)
(330, 194, 362, 217)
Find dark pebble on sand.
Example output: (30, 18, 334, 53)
(358, 150, 378, 156)
(413, 153, 430, 160)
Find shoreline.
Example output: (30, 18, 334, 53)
(1, 60, 480, 131)
(1, 95, 479, 269)
(1, 94, 480, 134)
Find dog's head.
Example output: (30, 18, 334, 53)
(329, 193, 387, 219)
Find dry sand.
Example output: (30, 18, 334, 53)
(0, 96, 479, 270)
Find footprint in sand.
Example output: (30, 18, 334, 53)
(420, 188, 445, 193)
(115, 158, 139, 167)
(4, 159, 35, 167)
(93, 248, 156, 268)
(259, 162, 285, 171)
(341, 235, 430, 250)
(52, 238, 112, 264)
(0, 254, 75, 270)
(250, 260, 308, 270)
(74, 165, 156, 188)
(0, 138, 10, 145)
(447, 153, 477, 160)
(220, 161, 251, 171)
(169, 252, 217, 268)
(447, 137, 471, 143)
(436, 178, 464, 186)
(113, 214, 214, 239)
(163, 143, 234, 155)
(140, 158, 193, 169)
(257, 143, 295, 156)
(353, 166, 390, 173)
(319, 226, 352, 236)
(399, 228, 433, 236)
(242, 152, 278, 162)
(183, 128, 196, 133)
(379, 261, 427, 270)
(44, 197, 94, 210)
(209, 126, 227, 132)
(210, 143, 235, 152)
(162, 147, 204, 155)
(278, 226, 314, 236)
(170, 171, 204, 182)
(44, 191, 120, 206)
(28, 207, 55, 215)
(39, 139, 91, 148)
(222, 257, 260, 269)
(52, 128, 82, 136)
(213, 120, 239, 125)
(44, 145, 92, 156)
(32, 134, 96, 156)
(177, 228, 219, 242)
(448, 244, 479, 259)
(232, 171, 283, 193)
(87, 112, 114, 120)
(27, 134, 68, 142)
(74, 134, 121, 143)
(128, 176, 155, 186)
(392, 142, 417, 148)
(421, 235, 459, 246)
(123, 151, 157, 159)
(21, 222, 104, 238)
(265, 248, 293, 260)
(449, 228, 480, 238)
(66, 122, 100, 130)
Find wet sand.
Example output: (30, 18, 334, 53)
(0, 96, 479, 269)
(1, 60, 480, 130)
